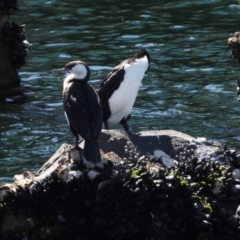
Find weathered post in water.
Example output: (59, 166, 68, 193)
(0, 0, 28, 90)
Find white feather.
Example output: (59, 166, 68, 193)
(107, 55, 149, 125)
(63, 64, 87, 89)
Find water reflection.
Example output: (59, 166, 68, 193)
(0, 0, 240, 181)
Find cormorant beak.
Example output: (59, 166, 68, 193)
(53, 68, 68, 74)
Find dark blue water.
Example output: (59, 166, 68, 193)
(1, 0, 240, 182)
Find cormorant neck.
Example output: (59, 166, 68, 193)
(64, 74, 88, 88)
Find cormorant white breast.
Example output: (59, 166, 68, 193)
(98, 49, 150, 133)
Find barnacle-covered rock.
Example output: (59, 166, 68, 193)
(2, 21, 28, 70)
(0, 0, 28, 92)
(1, 130, 240, 239)
(232, 168, 240, 180)
(151, 149, 176, 167)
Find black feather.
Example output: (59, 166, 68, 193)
(63, 79, 102, 163)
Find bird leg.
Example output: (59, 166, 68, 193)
(104, 121, 109, 130)
(120, 118, 130, 133)
(72, 135, 84, 164)
(74, 135, 81, 149)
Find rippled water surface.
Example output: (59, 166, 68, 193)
(0, 0, 240, 181)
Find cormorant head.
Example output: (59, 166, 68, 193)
(53, 60, 90, 81)
(135, 49, 150, 72)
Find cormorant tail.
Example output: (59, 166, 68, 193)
(84, 141, 101, 163)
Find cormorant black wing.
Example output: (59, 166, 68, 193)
(98, 67, 125, 104)
(63, 82, 102, 141)
(85, 84, 102, 140)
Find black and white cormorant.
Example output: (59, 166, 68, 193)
(98, 49, 150, 133)
(53, 60, 102, 164)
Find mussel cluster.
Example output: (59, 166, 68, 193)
(2, 21, 28, 70)
(1, 143, 240, 240)
(0, 0, 18, 15)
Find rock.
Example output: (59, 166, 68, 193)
(212, 179, 223, 195)
(87, 170, 100, 180)
(233, 169, 240, 180)
(151, 150, 175, 167)
(103, 152, 123, 164)
(98, 129, 231, 163)
(0, 129, 238, 239)
(231, 184, 240, 195)
(34, 143, 72, 183)
(0, 129, 233, 198)
(0, 1, 28, 92)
